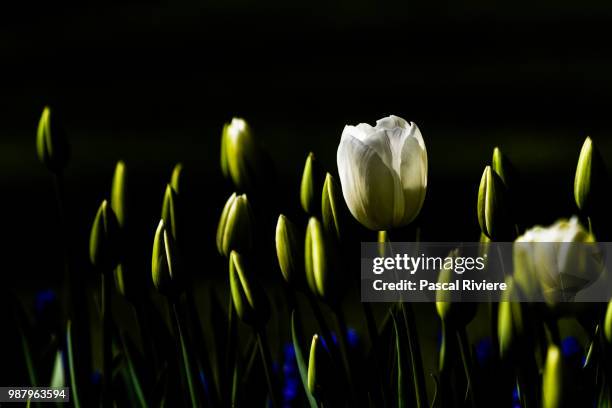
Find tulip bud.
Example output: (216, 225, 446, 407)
(300, 152, 323, 215)
(542, 345, 563, 408)
(304, 217, 337, 301)
(477, 166, 513, 241)
(604, 301, 612, 344)
(229, 251, 269, 327)
(162, 184, 179, 241)
(497, 277, 525, 359)
(89, 200, 121, 271)
(436, 249, 476, 327)
(307, 334, 334, 402)
(36, 106, 70, 173)
(574, 136, 608, 216)
(275, 214, 303, 286)
(321, 173, 343, 242)
(216, 193, 254, 257)
(220, 118, 267, 192)
(110, 161, 128, 228)
(491, 147, 517, 190)
(170, 163, 183, 194)
(151, 219, 182, 297)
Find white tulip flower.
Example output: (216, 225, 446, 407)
(513, 216, 602, 303)
(336, 115, 427, 231)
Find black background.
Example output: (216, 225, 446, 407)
(3, 0, 612, 290)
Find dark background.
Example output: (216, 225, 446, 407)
(3, 0, 612, 291)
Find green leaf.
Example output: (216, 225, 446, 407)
(66, 321, 81, 408)
(291, 310, 318, 408)
(172, 306, 199, 407)
(119, 331, 149, 408)
(16, 315, 37, 386)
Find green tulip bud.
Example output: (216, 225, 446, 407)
(89, 200, 121, 271)
(477, 165, 513, 241)
(170, 163, 183, 194)
(275, 214, 303, 286)
(307, 334, 334, 402)
(300, 152, 323, 215)
(604, 301, 612, 344)
(152, 219, 182, 297)
(162, 184, 179, 241)
(574, 136, 608, 216)
(220, 118, 267, 192)
(110, 160, 128, 227)
(542, 344, 562, 408)
(435, 249, 476, 327)
(321, 173, 343, 242)
(229, 251, 269, 327)
(304, 217, 334, 300)
(216, 193, 254, 257)
(36, 106, 70, 173)
(491, 147, 517, 190)
(497, 277, 525, 359)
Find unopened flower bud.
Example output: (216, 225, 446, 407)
(492, 147, 517, 191)
(305, 217, 340, 302)
(36, 106, 70, 173)
(89, 200, 122, 271)
(220, 118, 268, 192)
(574, 136, 608, 216)
(229, 251, 269, 327)
(151, 219, 182, 297)
(542, 345, 563, 408)
(307, 334, 334, 402)
(321, 173, 343, 242)
(170, 163, 183, 194)
(497, 277, 525, 359)
(162, 184, 180, 241)
(275, 214, 303, 286)
(436, 249, 476, 327)
(110, 161, 128, 228)
(477, 165, 513, 241)
(300, 152, 323, 215)
(216, 193, 254, 257)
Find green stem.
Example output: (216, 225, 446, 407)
(334, 309, 355, 396)
(456, 327, 476, 408)
(307, 295, 335, 353)
(401, 303, 428, 408)
(102, 273, 112, 408)
(226, 293, 238, 405)
(256, 330, 279, 408)
(172, 301, 199, 408)
(185, 290, 217, 406)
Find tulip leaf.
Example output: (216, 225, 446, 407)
(66, 321, 81, 408)
(172, 305, 199, 407)
(17, 319, 38, 387)
(291, 310, 318, 408)
(119, 331, 149, 408)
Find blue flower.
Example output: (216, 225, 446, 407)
(282, 343, 299, 407)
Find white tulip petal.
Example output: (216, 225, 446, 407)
(337, 135, 395, 230)
(398, 131, 428, 225)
